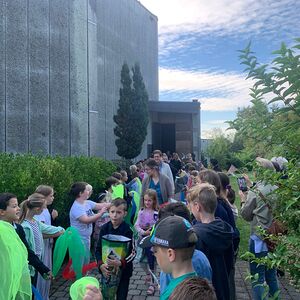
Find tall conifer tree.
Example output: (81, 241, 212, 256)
(114, 62, 149, 159)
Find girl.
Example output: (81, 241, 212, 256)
(19, 193, 64, 286)
(34, 185, 58, 300)
(218, 172, 238, 221)
(135, 189, 159, 295)
(69, 182, 111, 256)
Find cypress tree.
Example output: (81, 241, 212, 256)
(113, 62, 149, 159)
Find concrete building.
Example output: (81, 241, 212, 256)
(0, 0, 158, 159)
(0, 0, 201, 160)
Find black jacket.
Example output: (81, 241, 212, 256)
(14, 223, 50, 276)
(194, 218, 233, 300)
(95, 221, 135, 277)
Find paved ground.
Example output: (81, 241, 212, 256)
(50, 259, 300, 299)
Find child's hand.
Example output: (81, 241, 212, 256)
(106, 257, 121, 268)
(51, 209, 58, 219)
(83, 285, 103, 300)
(100, 264, 111, 278)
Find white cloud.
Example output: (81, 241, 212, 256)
(140, 0, 299, 55)
(159, 67, 254, 111)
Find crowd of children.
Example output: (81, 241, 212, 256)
(0, 151, 284, 300)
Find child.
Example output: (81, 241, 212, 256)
(95, 198, 135, 300)
(34, 185, 58, 300)
(69, 182, 111, 255)
(158, 202, 212, 294)
(134, 189, 159, 295)
(93, 177, 119, 252)
(140, 215, 198, 300)
(169, 277, 217, 300)
(187, 183, 233, 300)
(19, 193, 64, 286)
(0, 193, 51, 281)
(218, 172, 238, 221)
(186, 170, 199, 190)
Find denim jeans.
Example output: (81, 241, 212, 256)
(249, 239, 279, 300)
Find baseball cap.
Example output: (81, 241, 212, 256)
(139, 215, 198, 249)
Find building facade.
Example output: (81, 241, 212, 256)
(0, 0, 158, 159)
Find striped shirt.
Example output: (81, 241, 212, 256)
(26, 219, 43, 258)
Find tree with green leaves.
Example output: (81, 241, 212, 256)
(113, 62, 149, 159)
(232, 39, 300, 286)
(229, 39, 300, 159)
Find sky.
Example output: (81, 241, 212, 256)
(139, 0, 300, 138)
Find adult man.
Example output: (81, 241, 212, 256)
(153, 150, 175, 192)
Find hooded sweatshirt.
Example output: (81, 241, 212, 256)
(193, 218, 233, 300)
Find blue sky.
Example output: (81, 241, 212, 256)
(139, 0, 300, 138)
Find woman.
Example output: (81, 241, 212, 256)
(141, 159, 173, 207)
(240, 157, 280, 300)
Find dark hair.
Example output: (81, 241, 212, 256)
(69, 182, 88, 198)
(169, 277, 217, 300)
(186, 163, 196, 172)
(112, 172, 122, 180)
(111, 198, 127, 211)
(0, 193, 17, 210)
(105, 176, 119, 190)
(227, 188, 236, 204)
(159, 202, 191, 223)
(144, 158, 159, 170)
(199, 169, 221, 196)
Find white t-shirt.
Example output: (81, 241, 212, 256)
(69, 200, 96, 248)
(35, 208, 51, 225)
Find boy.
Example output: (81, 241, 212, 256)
(0, 192, 51, 279)
(95, 198, 135, 300)
(187, 183, 233, 300)
(158, 202, 212, 293)
(169, 277, 217, 300)
(140, 215, 198, 300)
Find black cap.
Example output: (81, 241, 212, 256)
(139, 215, 197, 249)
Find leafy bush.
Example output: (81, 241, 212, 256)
(232, 38, 300, 286)
(0, 153, 116, 227)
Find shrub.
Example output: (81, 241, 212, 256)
(0, 153, 116, 227)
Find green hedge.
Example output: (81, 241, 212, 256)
(0, 153, 116, 227)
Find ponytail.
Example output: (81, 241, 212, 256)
(18, 193, 45, 223)
(19, 199, 30, 223)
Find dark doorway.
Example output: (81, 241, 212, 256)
(152, 123, 176, 154)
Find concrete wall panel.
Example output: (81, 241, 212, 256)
(0, 0, 5, 151)
(69, 0, 88, 156)
(6, 0, 28, 153)
(49, 0, 70, 155)
(28, 0, 49, 154)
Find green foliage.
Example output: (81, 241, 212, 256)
(232, 39, 300, 285)
(114, 62, 149, 159)
(0, 153, 116, 227)
(230, 39, 300, 159)
(206, 135, 232, 169)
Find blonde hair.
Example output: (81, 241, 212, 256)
(35, 185, 53, 197)
(143, 189, 159, 210)
(187, 183, 217, 214)
(19, 193, 45, 223)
